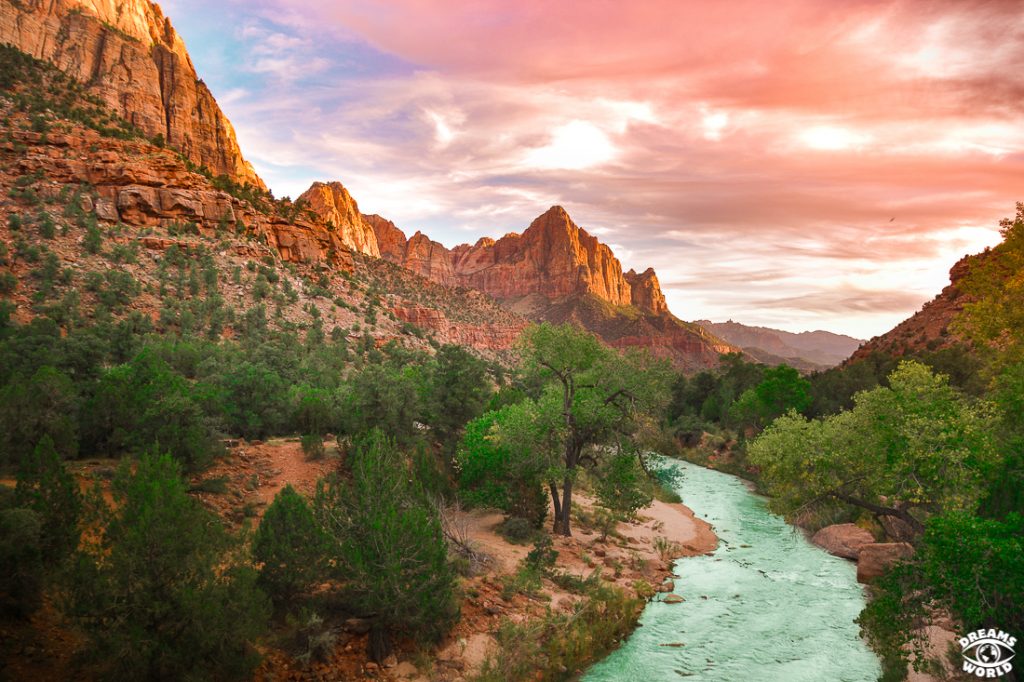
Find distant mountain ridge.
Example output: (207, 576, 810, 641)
(697, 320, 864, 368)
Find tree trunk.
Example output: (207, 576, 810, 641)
(549, 482, 563, 533)
(559, 475, 573, 537)
(368, 625, 391, 663)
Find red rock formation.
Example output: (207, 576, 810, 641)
(405, 232, 457, 287)
(364, 214, 407, 263)
(392, 306, 525, 351)
(297, 182, 380, 257)
(625, 268, 668, 315)
(0, 0, 264, 189)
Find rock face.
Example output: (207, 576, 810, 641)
(811, 524, 875, 560)
(856, 543, 914, 584)
(364, 203, 671, 316)
(297, 182, 380, 257)
(625, 268, 668, 315)
(0, 0, 264, 188)
(360, 202, 737, 369)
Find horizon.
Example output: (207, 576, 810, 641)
(163, 0, 1021, 338)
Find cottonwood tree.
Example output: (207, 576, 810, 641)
(749, 361, 1000, 542)
(519, 323, 671, 536)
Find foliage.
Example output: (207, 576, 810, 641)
(253, 485, 328, 607)
(728, 364, 811, 431)
(0, 365, 79, 465)
(749, 361, 999, 540)
(68, 452, 270, 681)
(595, 451, 653, 519)
(313, 432, 458, 661)
(15, 435, 80, 562)
(0, 507, 43, 618)
(423, 344, 493, 450)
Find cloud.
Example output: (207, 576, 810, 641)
(163, 0, 1022, 337)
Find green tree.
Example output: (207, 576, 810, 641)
(314, 432, 458, 662)
(0, 507, 43, 618)
(749, 361, 1000, 541)
(340, 362, 422, 445)
(253, 485, 328, 607)
(596, 450, 653, 520)
(69, 452, 269, 681)
(729, 364, 811, 431)
(15, 435, 80, 562)
(520, 323, 671, 535)
(425, 344, 492, 450)
(0, 365, 78, 465)
(458, 400, 558, 527)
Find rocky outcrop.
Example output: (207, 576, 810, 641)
(0, 0, 264, 188)
(404, 232, 456, 286)
(856, 543, 914, 583)
(452, 206, 634, 305)
(297, 182, 379, 257)
(392, 305, 526, 351)
(811, 524, 875, 560)
(6, 127, 350, 269)
(364, 214, 407, 263)
(625, 268, 668, 315)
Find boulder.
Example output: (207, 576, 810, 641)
(663, 594, 685, 604)
(811, 523, 875, 560)
(857, 543, 914, 583)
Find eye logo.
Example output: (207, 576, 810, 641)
(959, 628, 1016, 678)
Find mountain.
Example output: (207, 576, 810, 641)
(0, 42, 524, 358)
(0, 0, 264, 189)
(297, 182, 380, 258)
(698, 320, 864, 369)
(847, 252, 985, 363)
(354, 202, 737, 369)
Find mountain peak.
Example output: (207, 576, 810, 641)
(0, 0, 265, 188)
(299, 181, 380, 257)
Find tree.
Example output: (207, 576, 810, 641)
(520, 323, 671, 536)
(69, 452, 269, 680)
(424, 344, 492, 450)
(253, 485, 328, 607)
(0, 507, 43, 618)
(749, 361, 1000, 542)
(729, 364, 811, 431)
(0, 365, 78, 465)
(314, 431, 458, 662)
(15, 435, 80, 562)
(339, 363, 422, 445)
(596, 450, 653, 520)
(458, 400, 559, 527)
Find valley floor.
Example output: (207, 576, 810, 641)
(1, 440, 717, 682)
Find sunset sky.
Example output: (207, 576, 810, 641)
(162, 0, 1023, 338)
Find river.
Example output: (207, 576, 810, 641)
(584, 460, 881, 682)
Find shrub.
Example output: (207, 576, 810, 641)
(300, 433, 325, 461)
(68, 452, 270, 680)
(596, 452, 653, 520)
(15, 435, 80, 563)
(253, 485, 328, 606)
(0, 507, 43, 618)
(314, 431, 459, 662)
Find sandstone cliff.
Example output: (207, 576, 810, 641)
(297, 182, 380, 257)
(0, 0, 264, 188)
(625, 268, 668, 316)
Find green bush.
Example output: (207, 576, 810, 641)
(69, 452, 270, 680)
(596, 452, 653, 519)
(0, 507, 43, 618)
(253, 485, 328, 606)
(15, 435, 80, 562)
(314, 431, 459, 661)
(300, 433, 325, 461)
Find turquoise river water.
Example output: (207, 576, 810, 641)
(584, 460, 881, 682)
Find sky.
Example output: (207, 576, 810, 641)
(161, 0, 1024, 339)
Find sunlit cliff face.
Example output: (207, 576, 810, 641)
(165, 0, 1023, 337)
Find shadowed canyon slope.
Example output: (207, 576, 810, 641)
(0, 0, 264, 188)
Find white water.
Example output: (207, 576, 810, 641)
(585, 460, 881, 682)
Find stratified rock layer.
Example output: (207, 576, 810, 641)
(0, 0, 264, 188)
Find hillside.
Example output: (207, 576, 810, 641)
(697, 320, 863, 369)
(0, 44, 524, 360)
